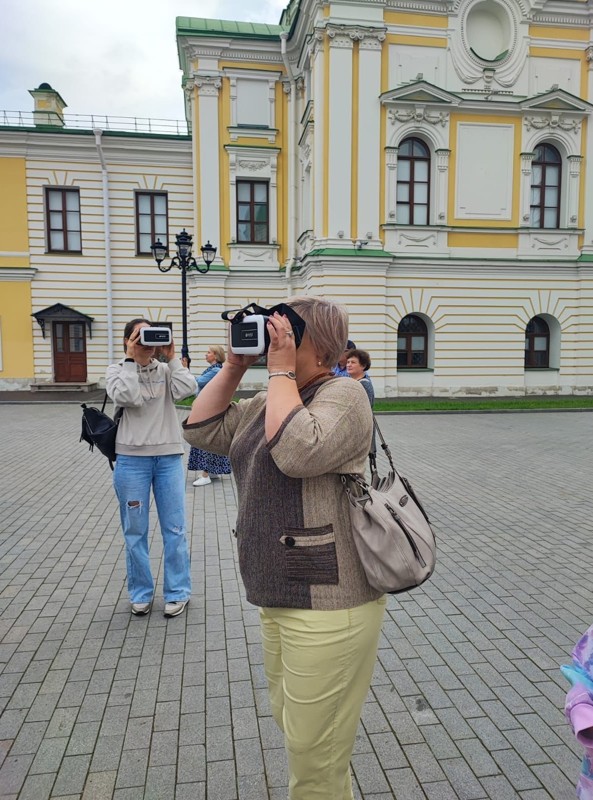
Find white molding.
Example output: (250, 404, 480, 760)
(0, 251, 29, 258)
(225, 146, 280, 246)
(384, 225, 449, 256)
(455, 122, 515, 220)
(228, 243, 280, 269)
(0, 268, 37, 281)
(518, 228, 581, 257)
(228, 126, 278, 143)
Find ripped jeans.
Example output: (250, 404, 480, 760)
(113, 454, 191, 604)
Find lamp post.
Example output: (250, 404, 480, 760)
(151, 230, 217, 362)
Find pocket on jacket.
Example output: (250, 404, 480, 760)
(279, 524, 339, 585)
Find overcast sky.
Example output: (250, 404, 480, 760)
(1, 0, 287, 123)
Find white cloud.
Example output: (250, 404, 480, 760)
(0, 0, 288, 122)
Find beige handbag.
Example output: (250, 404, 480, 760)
(342, 419, 436, 594)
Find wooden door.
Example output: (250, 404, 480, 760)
(53, 322, 87, 382)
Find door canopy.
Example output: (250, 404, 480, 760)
(32, 303, 94, 339)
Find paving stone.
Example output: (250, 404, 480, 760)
(51, 753, 91, 796)
(1, 407, 591, 799)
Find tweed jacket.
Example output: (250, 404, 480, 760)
(183, 376, 383, 610)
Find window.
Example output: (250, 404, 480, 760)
(397, 315, 428, 368)
(530, 144, 561, 229)
(45, 188, 81, 252)
(396, 138, 430, 226)
(136, 192, 168, 255)
(525, 316, 550, 368)
(237, 181, 269, 243)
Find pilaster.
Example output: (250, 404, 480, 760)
(327, 27, 354, 240)
(520, 151, 535, 227)
(195, 74, 224, 265)
(567, 155, 583, 229)
(357, 29, 385, 242)
(434, 149, 451, 224)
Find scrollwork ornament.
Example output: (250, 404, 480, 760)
(237, 160, 267, 172)
(195, 75, 222, 97)
(524, 115, 581, 133)
(389, 108, 449, 127)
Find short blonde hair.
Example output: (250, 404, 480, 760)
(287, 295, 348, 368)
(209, 344, 226, 364)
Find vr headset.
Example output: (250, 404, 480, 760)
(222, 302, 306, 356)
(139, 327, 172, 346)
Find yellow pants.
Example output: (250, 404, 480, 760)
(260, 597, 386, 800)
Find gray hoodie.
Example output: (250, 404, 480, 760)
(106, 358, 196, 456)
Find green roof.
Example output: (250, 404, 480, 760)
(176, 17, 287, 40)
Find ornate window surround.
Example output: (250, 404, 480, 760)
(223, 68, 282, 143)
(226, 145, 280, 269)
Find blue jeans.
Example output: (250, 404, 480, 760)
(113, 454, 191, 604)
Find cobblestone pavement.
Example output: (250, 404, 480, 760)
(1, 404, 592, 800)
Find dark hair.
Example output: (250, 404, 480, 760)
(123, 318, 152, 352)
(346, 348, 371, 371)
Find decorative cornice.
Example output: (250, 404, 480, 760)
(237, 159, 268, 172)
(0, 268, 37, 281)
(389, 108, 449, 127)
(524, 115, 581, 133)
(384, 0, 451, 13)
(531, 13, 592, 27)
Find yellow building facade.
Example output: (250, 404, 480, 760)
(1, 0, 593, 396)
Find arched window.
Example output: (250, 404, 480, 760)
(525, 316, 550, 368)
(397, 314, 428, 368)
(396, 138, 430, 226)
(530, 144, 561, 229)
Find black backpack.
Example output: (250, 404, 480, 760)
(80, 393, 123, 470)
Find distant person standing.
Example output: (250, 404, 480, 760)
(332, 339, 356, 377)
(346, 348, 375, 455)
(106, 318, 195, 618)
(188, 345, 232, 487)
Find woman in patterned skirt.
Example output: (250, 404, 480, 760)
(188, 345, 232, 486)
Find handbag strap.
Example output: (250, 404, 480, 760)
(101, 392, 124, 423)
(369, 415, 395, 478)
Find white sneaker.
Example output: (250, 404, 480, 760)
(193, 476, 211, 486)
(164, 599, 189, 618)
(131, 602, 152, 616)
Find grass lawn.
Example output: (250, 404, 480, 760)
(179, 394, 593, 412)
(374, 395, 593, 412)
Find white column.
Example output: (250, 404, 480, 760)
(385, 147, 398, 223)
(567, 155, 583, 229)
(196, 75, 224, 264)
(311, 32, 325, 240)
(520, 151, 535, 227)
(434, 148, 451, 224)
(327, 29, 353, 239)
(357, 32, 384, 241)
(581, 45, 593, 250)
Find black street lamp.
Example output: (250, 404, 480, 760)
(151, 230, 217, 362)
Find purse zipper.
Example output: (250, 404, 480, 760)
(385, 503, 427, 567)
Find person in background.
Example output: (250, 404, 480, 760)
(346, 348, 376, 456)
(332, 339, 356, 377)
(188, 345, 232, 487)
(106, 318, 195, 618)
(183, 296, 385, 800)
(346, 348, 374, 407)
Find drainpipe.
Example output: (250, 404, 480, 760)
(93, 129, 114, 364)
(281, 32, 298, 297)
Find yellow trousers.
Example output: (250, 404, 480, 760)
(260, 597, 386, 800)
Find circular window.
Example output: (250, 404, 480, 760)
(466, 0, 512, 63)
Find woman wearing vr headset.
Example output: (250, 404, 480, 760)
(183, 297, 385, 800)
(106, 318, 196, 618)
